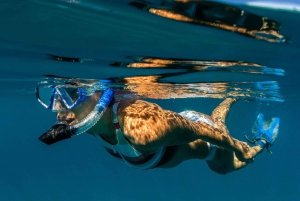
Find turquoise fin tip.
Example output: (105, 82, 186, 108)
(245, 113, 280, 154)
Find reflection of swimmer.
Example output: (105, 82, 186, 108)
(130, 0, 286, 43)
(37, 85, 279, 174)
(120, 76, 230, 99)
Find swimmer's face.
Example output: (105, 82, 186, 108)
(56, 91, 102, 125)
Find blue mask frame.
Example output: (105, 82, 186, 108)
(36, 87, 93, 111)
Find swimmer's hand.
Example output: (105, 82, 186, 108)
(235, 142, 254, 163)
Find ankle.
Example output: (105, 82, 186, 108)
(257, 139, 267, 148)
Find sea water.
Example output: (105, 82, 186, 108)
(0, 0, 299, 200)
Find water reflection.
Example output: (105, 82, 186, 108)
(47, 54, 94, 62)
(40, 75, 283, 102)
(130, 0, 286, 43)
(111, 76, 283, 101)
(40, 55, 284, 101)
(38, 77, 283, 101)
(111, 56, 285, 76)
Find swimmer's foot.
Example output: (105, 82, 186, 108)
(231, 98, 238, 103)
(223, 98, 238, 105)
(245, 113, 280, 154)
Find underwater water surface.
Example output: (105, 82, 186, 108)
(0, 0, 300, 200)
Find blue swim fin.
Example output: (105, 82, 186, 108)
(245, 113, 280, 154)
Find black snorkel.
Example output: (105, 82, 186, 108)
(38, 89, 115, 145)
(39, 121, 77, 145)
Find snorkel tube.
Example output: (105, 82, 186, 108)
(39, 89, 114, 145)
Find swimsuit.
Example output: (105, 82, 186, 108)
(94, 103, 216, 169)
(94, 102, 169, 170)
(178, 110, 216, 127)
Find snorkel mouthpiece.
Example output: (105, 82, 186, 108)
(39, 121, 77, 145)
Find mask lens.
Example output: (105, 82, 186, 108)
(52, 93, 67, 112)
(37, 86, 94, 110)
(66, 88, 78, 96)
(36, 87, 55, 109)
(64, 88, 79, 102)
(56, 87, 81, 109)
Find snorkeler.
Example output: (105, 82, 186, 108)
(37, 84, 279, 174)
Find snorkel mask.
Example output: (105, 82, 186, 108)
(36, 84, 114, 145)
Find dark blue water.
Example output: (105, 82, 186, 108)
(1, 0, 300, 200)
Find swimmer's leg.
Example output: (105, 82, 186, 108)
(156, 139, 210, 168)
(211, 98, 237, 122)
(206, 145, 263, 174)
(157, 139, 263, 174)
